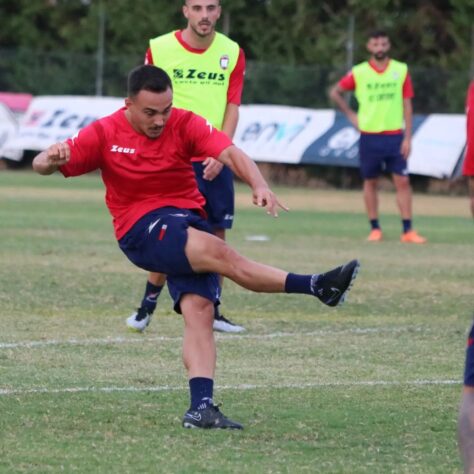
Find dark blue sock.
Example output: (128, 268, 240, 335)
(140, 281, 163, 314)
(370, 219, 380, 230)
(189, 377, 214, 410)
(285, 273, 314, 295)
(464, 324, 474, 386)
(402, 219, 412, 233)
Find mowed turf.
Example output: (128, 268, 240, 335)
(0, 170, 472, 473)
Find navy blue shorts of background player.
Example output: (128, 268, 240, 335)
(119, 207, 220, 314)
(359, 133, 408, 179)
(464, 321, 474, 386)
(193, 161, 234, 230)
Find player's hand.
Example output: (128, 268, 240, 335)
(202, 157, 224, 180)
(253, 186, 289, 217)
(400, 137, 411, 160)
(46, 142, 70, 167)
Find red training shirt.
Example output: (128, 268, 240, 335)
(60, 107, 232, 240)
(463, 80, 474, 177)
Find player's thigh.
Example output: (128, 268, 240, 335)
(185, 226, 243, 275)
(359, 134, 383, 179)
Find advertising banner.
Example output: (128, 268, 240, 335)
(2, 96, 123, 159)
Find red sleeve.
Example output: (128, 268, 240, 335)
(464, 81, 474, 175)
(403, 72, 414, 99)
(145, 48, 153, 65)
(338, 71, 355, 91)
(60, 123, 102, 177)
(186, 113, 233, 159)
(227, 48, 246, 105)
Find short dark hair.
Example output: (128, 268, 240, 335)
(368, 29, 389, 40)
(127, 65, 172, 98)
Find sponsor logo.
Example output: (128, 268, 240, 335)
(148, 218, 161, 234)
(185, 412, 202, 422)
(220, 55, 229, 70)
(110, 145, 135, 154)
(173, 68, 225, 82)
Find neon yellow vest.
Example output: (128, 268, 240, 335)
(150, 31, 239, 130)
(352, 59, 408, 133)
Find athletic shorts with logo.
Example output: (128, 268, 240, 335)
(465, 322, 474, 386)
(192, 162, 234, 229)
(119, 207, 220, 314)
(359, 133, 407, 179)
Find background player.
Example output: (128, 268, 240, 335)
(127, 0, 245, 333)
(463, 79, 474, 218)
(329, 30, 427, 244)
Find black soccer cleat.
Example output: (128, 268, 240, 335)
(312, 259, 360, 307)
(182, 404, 243, 430)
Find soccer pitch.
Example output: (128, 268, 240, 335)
(0, 170, 472, 473)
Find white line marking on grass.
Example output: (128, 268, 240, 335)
(0, 326, 425, 350)
(0, 379, 460, 397)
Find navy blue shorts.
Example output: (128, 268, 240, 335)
(359, 133, 408, 179)
(193, 162, 234, 230)
(465, 322, 474, 386)
(119, 208, 220, 314)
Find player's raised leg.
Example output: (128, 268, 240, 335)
(185, 227, 360, 306)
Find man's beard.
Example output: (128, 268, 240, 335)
(374, 51, 388, 60)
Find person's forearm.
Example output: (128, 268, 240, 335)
(219, 146, 268, 191)
(32, 151, 59, 175)
(403, 98, 413, 139)
(329, 85, 353, 117)
(221, 103, 239, 139)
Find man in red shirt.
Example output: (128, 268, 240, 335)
(329, 30, 426, 244)
(33, 65, 360, 430)
(464, 80, 474, 218)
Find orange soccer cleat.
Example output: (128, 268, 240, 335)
(400, 230, 427, 244)
(367, 229, 383, 242)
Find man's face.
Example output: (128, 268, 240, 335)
(367, 36, 391, 61)
(125, 88, 173, 139)
(183, 0, 221, 38)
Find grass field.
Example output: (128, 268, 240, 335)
(0, 169, 473, 473)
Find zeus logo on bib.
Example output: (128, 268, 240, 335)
(173, 68, 225, 82)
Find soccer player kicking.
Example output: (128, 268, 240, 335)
(33, 65, 360, 430)
(459, 320, 474, 472)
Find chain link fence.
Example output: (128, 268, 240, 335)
(0, 48, 470, 113)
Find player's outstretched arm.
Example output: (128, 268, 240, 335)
(33, 142, 70, 175)
(217, 145, 288, 217)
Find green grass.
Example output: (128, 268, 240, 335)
(0, 170, 472, 473)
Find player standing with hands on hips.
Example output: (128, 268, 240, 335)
(330, 30, 427, 244)
(32, 65, 360, 429)
(126, 0, 246, 333)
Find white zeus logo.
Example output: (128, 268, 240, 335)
(110, 145, 136, 154)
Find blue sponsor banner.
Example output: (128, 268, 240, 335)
(300, 112, 427, 167)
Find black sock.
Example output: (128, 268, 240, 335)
(402, 219, 412, 233)
(285, 273, 315, 295)
(189, 377, 214, 410)
(141, 281, 163, 314)
(370, 219, 380, 230)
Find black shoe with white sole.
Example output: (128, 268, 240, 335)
(182, 404, 243, 430)
(312, 259, 360, 307)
